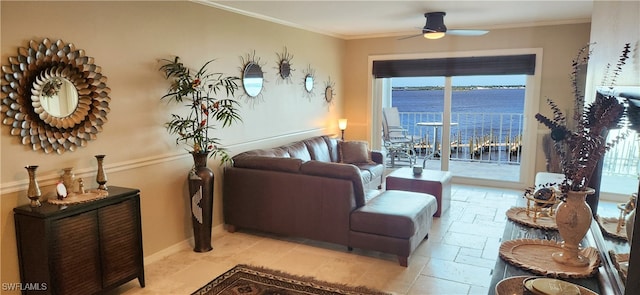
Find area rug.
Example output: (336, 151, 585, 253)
(191, 264, 390, 295)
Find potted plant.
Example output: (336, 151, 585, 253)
(159, 56, 241, 252)
(533, 43, 630, 266)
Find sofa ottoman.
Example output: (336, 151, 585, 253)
(349, 190, 438, 266)
(385, 168, 452, 217)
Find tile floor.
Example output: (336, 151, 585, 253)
(111, 184, 522, 295)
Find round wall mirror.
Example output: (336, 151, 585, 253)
(0, 38, 111, 154)
(324, 86, 334, 103)
(276, 47, 293, 81)
(243, 62, 264, 97)
(305, 75, 314, 93)
(38, 77, 79, 118)
(279, 61, 291, 79)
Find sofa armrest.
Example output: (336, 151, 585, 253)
(233, 155, 303, 173)
(300, 160, 366, 207)
(370, 150, 384, 165)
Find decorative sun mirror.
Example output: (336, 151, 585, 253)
(39, 77, 79, 118)
(325, 86, 334, 103)
(241, 51, 265, 98)
(305, 75, 314, 92)
(324, 77, 335, 103)
(1, 38, 111, 154)
(276, 47, 293, 82)
(302, 65, 316, 99)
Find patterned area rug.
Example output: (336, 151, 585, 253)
(191, 264, 390, 295)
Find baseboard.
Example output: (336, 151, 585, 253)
(144, 224, 226, 266)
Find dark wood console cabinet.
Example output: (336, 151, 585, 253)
(14, 186, 144, 294)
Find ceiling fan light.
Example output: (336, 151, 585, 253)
(424, 32, 445, 39)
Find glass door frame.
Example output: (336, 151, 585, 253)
(368, 48, 543, 189)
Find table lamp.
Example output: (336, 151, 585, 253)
(338, 119, 347, 140)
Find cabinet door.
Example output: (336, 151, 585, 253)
(50, 210, 102, 295)
(99, 197, 143, 287)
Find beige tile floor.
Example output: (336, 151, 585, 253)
(111, 184, 522, 295)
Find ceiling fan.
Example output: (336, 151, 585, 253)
(400, 12, 489, 40)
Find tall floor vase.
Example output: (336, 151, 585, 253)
(188, 151, 214, 252)
(552, 188, 595, 267)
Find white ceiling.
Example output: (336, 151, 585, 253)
(201, 0, 594, 39)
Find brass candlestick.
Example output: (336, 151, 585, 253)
(95, 155, 108, 190)
(25, 166, 42, 207)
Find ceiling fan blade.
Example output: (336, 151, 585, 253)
(397, 33, 423, 40)
(447, 29, 489, 36)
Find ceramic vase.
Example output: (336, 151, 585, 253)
(95, 155, 108, 190)
(552, 188, 595, 267)
(25, 166, 42, 207)
(62, 167, 75, 195)
(187, 151, 214, 252)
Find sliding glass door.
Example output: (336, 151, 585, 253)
(371, 49, 542, 188)
(389, 75, 526, 182)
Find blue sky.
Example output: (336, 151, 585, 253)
(392, 75, 526, 87)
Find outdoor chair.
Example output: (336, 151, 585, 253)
(382, 107, 415, 167)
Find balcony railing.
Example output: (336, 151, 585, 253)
(398, 111, 524, 164)
(396, 112, 640, 178)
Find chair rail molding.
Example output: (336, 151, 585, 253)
(1, 128, 327, 195)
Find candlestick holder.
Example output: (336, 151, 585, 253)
(95, 155, 108, 190)
(25, 165, 42, 207)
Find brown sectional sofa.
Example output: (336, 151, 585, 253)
(223, 135, 437, 266)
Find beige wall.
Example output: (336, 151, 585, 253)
(1, 1, 344, 288)
(342, 23, 591, 182)
(585, 0, 640, 98)
(4, 0, 635, 290)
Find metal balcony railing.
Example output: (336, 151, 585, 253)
(397, 111, 524, 164)
(396, 112, 640, 179)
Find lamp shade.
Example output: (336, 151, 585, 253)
(338, 119, 348, 130)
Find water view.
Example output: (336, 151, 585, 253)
(389, 86, 639, 198)
(392, 87, 524, 140)
(391, 87, 525, 165)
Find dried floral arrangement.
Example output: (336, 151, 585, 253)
(531, 43, 631, 197)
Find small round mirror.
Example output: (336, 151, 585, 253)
(305, 75, 314, 92)
(325, 86, 334, 102)
(279, 60, 291, 79)
(39, 78, 79, 117)
(243, 62, 263, 97)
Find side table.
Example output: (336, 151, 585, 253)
(385, 168, 452, 217)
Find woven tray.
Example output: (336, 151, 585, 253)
(609, 250, 629, 284)
(499, 239, 601, 278)
(596, 215, 627, 240)
(48, 190, 109, 205)
(506, 207, 557, 230)
(495, 276, 598, 295)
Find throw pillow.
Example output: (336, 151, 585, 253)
(339, 141, 373, 164)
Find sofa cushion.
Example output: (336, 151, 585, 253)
(236, 148, 290, 158)
(300, 160, 366, 207)
(351, 190, 437, 239)
(303, 136, 332, 162)
(323, 137, 340, 162)
(283, 141, 312, 161)
(359, 170, 372, 183)
(339, 141, 374, 164)
(233, 156, 303, 173)
(355, 163, 385, 181)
